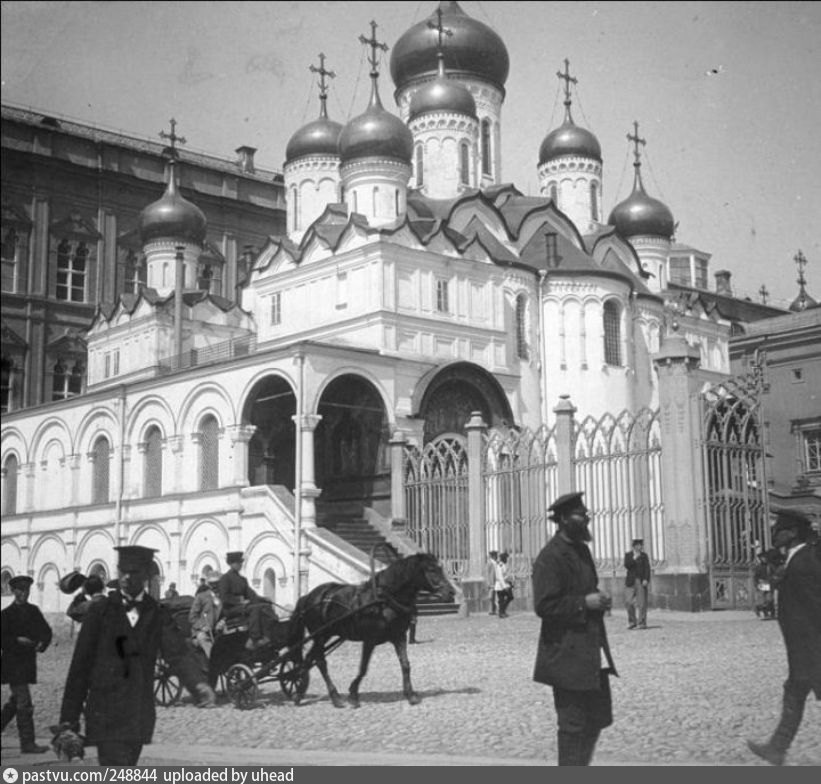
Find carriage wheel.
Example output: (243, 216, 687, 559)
(279, 658, 310, 703)
(154, 658, 183, 707)
(225, 663, 258, 710)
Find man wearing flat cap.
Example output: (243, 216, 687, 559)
(748, 509, 821, 766)
(217, 551, 277, 650)
(532, 491, 617, 766)
(58, 545, 217, 766)
(1, 575, 52, 753)
(624, 538, 651, 629)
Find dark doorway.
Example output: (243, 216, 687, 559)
(243, 376, 297, 490)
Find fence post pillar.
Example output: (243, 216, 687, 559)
(463, 411, 488, 615)
(553, 395, 577, 496)
(653, 329, 708, 610)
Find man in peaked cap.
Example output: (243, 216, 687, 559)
(216, 551, 277, 650)
(1, 575, 53, 753)
(748, 508, 821, 766)
(532, 491, 617, 766)
(624, 537, 651, 629)
(58, 545, 216, 766)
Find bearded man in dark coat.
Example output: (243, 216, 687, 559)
(748, 509, 821, 766)
(58, 546, 216, 766)
(532, 491, 617, 766)
(1, 575, 52, 753)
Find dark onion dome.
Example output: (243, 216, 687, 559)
(608, 168, 675, 239)
(409, 53, 477, 120)
(286, 115, 343, 162)
(390, 1, 509, 92)
(339, 79, 413, 165)
(285, 88, 343, 163)
(539, 116, 601, 164)
(138, 161, 206, 245)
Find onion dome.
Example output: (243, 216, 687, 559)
(608, 124, 674, 239)
(138, 160, 207, 245)
(390, 1, 509, 91)
(539, 117, 601, 164)
(339, 71, 413, 165)
(285, 58, 343, 163)
(409, 52, 477, 120)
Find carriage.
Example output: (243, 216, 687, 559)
(153, 596, 310, 709)
(154, 553, 455, 710)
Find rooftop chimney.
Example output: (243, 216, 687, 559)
(714, 269, 733, 297)
(235, 146, 257, 174)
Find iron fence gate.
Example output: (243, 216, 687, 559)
(404, 436, 469, 585)
(700, 360, 769, 609)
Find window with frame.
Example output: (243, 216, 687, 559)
(603, 300, 622, 366)
(91, 436, 110, 505)
(1, 356, 21, 414)
(199, 415, 220, 491)
(337, 271, 348, 309)
(2, 453, 18, 516)
(1, 227, 20, 293)
(480, 119, 491, 176)
(694, 258, 708, 290)
(144, 426, 163, 497)
(270, 292, 282, 326)
(52, 360, 84, 401)
(55, 239, 88, 302)
(123, 249, 146, 295)
(515, 294, 529, 359)
(669, 256, 691, 286)
(436, 278, 450, 313)
(460, 142, 470, 185)
(803, 428, 821, 473)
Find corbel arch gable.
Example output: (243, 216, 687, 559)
(29, 417, 73, 463)
(75, 406, 119, 457)
(1, 427, 28, 465)
(178, 383, 236, 435)
(516, 206, 584, 252)
(180, 517, 229, 557)
(126, 395, 176, 442)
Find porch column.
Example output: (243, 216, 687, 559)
(464, 411, 487, 613)
(553, 395, 577, 496)
(389, 430, 407, 525)
(653, 329, 707, 610)
(296, 414, 322, 528)
(227, 424, 256, 487)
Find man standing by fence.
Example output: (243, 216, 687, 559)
(532, 491, 617, 766)
(624, 538, 651, 629)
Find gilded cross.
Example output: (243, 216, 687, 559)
(310, 53, 336, 100)
(794, 249, 808, 286)
(359, 20, 388, 76)
(556, 58, 577, 105)
(627, 120, 646, 166)
(758, 284, 769, 305)
(159, 118, 187, 156)
(427, 6, 453, 51)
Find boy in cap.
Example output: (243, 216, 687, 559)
(624, 538, 651, 629)
(532, 491, 617, 766)
(189, 571, 222, 658)
(747, 509, 821, 766)
(58, 545, 217, 766)
(217, 551, 277, 650)
(1, 575, 53, 753)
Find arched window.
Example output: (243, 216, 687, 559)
(1, 356, 19, 414)
(91, 436, 110, 505)
(262, 567, 277, 603)
(590, 182, 599, 222)
(515, 294, 529, 360)
(460, 142, 470, 185)
(69, 363, 83, 396)
(603, 300, 622, 366)
(481, 119, 492, 176)
(291, 187, 299, 232)
(3, 453, 18, 515)
(1, 569, 11, 596)
(199, 414, 220, 491)
(372, 186, 379, 216)
(144, 426, 163, 497)
(52, 360, 67, 401)
(395, 189, 400, 216)
(550, 184, 558, 205)
(352, 190, 358, 214)
(415, 145, 424, 187)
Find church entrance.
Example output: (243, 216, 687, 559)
(315, 375, 390, 519)
(243, 375, 297, 490)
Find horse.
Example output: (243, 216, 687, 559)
(286, 552, 455, 708)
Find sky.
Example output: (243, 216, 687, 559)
(1, 0, 820, 309)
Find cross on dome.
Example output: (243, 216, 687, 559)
(310, 53, 336, 117)
(556, 58, 578, 107)
(359, 20, 388, 79)
(628, 120, 646, 168)
(159, 118, 187, 158)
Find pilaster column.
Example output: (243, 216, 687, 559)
(227, 424, 256, 487)
(294, 414, 322, 527)
(166, 435, 185, 494)
(553, 395, 577, 496)
(389, 430, 408, 526)
(67, 453, 81, 506)
(466, 411, 487, 582)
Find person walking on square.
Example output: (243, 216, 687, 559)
(1, 575, 53, 754)
(532, 491, 617, 766)
(486, 550, 499, 615)
(747, 509, 821, 766)
(494, 551, 513, 619)
(624, 538, 651, 629)
(58, 546, 216, 766)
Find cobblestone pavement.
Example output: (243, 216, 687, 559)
(2, 609, 819, 767)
